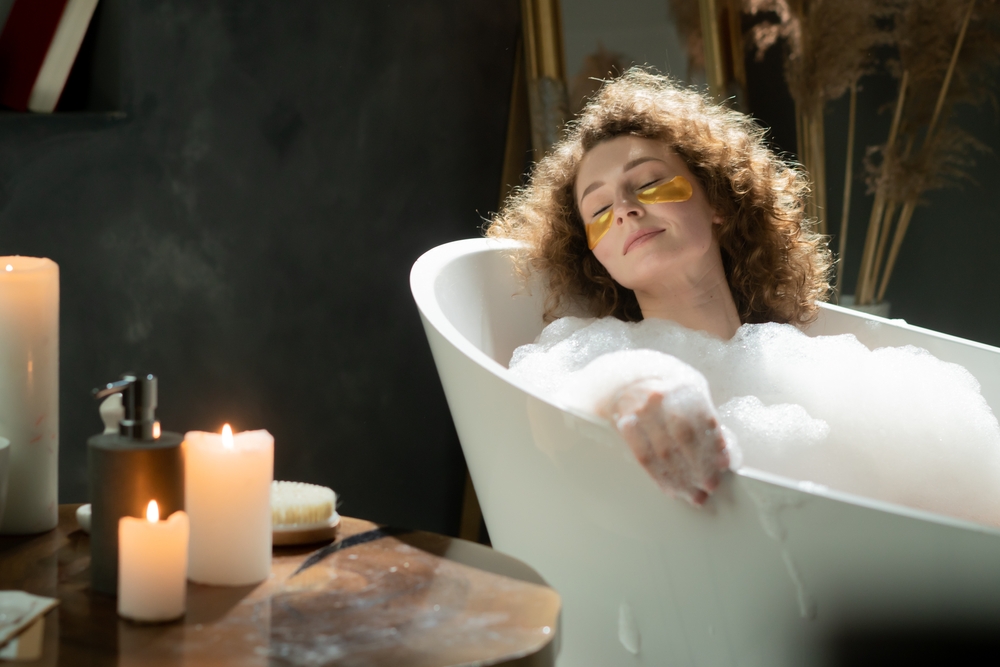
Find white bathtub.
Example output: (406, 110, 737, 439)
(410, 238, 1000, 667)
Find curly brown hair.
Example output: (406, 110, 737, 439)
(487, 68, 831, 325)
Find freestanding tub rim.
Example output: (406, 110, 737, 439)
(410, 237, 1000, 537)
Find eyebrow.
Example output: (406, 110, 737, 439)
(579, 156, 667, 202)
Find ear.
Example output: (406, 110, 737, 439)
(712, 212, 724, 226)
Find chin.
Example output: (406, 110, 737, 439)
(620, 250, 687, 285)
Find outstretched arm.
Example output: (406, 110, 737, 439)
(557, 349, 733, 506)
(598, 377, 729, 506)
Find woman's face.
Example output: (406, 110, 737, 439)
(574, 135, 722, 293)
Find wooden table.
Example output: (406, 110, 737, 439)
(0, 505, 560, 666)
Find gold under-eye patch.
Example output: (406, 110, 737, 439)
(584, 175, 694, 249)
(585, 209, 613, 249)
(637, 175, 693, 205)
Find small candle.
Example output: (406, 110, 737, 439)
(118, 501, 189, 622)
(184, 425, 273, 585)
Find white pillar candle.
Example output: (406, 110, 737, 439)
(0, 257, 58, 535)
(118, 501, 189, 622)
(184, 425, 273, 585)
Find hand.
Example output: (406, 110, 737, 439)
(602, 378, 730, 506)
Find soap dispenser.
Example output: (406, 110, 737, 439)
(87, 373, 184, 596)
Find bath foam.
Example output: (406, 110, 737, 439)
(509, 317, 1000, 527)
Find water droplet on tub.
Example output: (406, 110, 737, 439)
(746, 483, 818, 620)
(618, 602, 640, 655)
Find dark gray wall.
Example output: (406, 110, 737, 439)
(0, 1, 520, 535)
(8, 2, 996, 537)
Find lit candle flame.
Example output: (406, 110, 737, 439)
(222, 423, 234, 450)
(152, 421, 161, 439)
(4, 265, 11, 272)
(146, 500, 159, 523)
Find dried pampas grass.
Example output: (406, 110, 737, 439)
(745, 0, 999, 304)
(855, 0, 1000, 305)
(746, 0, 898, 238)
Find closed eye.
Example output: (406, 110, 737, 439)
(591, 204, 611, 220)
(637, 178, 662, 191)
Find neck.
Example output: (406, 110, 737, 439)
(633, 251, 741, 340)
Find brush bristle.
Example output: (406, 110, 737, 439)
(271, 481, 337, 527)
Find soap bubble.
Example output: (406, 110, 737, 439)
(509, 318, 1000, 527)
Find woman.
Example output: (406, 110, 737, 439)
(487, 68, 832, 506)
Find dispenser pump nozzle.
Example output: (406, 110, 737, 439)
(93, 373, 160, 440)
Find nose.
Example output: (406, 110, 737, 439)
(614, 194, 643, 226)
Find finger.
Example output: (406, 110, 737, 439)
(700, 427, 727, 469)
(633, 402, 676, 463)
(671, 418, 697, 447)
(715, 448, 731, 471)
(643, 440, 691, 496)
(678, 487, 709, 507)
(714, 430, 728, 451)
(615, 383, 664, 418)
(617, 385, 726, 502)
(665, 417, 710, 483)
(644, 446, 684, 489)
(698, 467, 724, 493)
(649, 414, 691, 475)
(617, 415, 654, 468)
(619, 411, 694, 497)
(683, 419, 727, 491)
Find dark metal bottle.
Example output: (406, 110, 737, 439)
(87, 374, 184, 596)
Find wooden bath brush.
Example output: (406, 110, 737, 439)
(271, 481, 340, 546)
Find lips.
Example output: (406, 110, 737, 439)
(623, 228, 664, 255)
